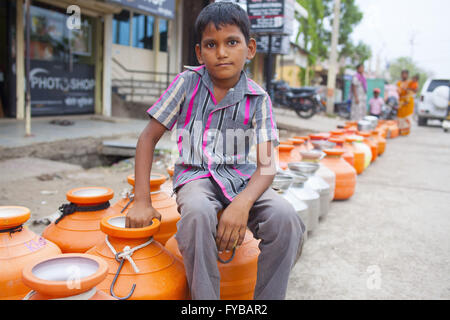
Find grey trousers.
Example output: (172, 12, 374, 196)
(174, 177, 305, 300)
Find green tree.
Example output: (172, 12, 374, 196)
(388, 57, 431, 94)
(295, 0, 372, 83)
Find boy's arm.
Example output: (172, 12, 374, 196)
(127, 71, 187, 228)
(125, 118, 167, 228)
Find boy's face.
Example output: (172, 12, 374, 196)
(374, 92, 379, 98)
(195, 23, 256, 83)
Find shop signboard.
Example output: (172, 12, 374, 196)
(247, 0, 295, 35)
(256, 35, 290, 55)
(107, 0, 175, 19)
(30, 60, 95, 115)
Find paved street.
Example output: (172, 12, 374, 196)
(286, 121, 450, 299)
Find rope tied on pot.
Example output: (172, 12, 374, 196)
(104, 235, 153, 300)
(0, 225, 23, 237)
(54, 201, 111, 224)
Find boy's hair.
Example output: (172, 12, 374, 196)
(195, 2, 251, 45)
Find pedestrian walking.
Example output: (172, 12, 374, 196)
(351, 63, 368, 121)
(126, 2, 304, 300)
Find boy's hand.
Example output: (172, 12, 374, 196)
(126, 201, 161, 228)
(216, 198, 251, 253)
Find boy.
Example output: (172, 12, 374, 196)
(126, 2, 304, 300)
(369, 88, 384, 118)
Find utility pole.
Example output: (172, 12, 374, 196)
(326, 0, 341, 115)
(25, 0, 32, 137)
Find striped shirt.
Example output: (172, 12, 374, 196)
(147, 65, 279, 201)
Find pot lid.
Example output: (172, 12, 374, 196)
(293, 136, 310, 141)
(0, 206, 30, 229)
(346, 135, 364, 142)
(309, 134, 327, 140)
(127, 174, 167, 189)
(323, 149, 345, 157)
(272, 173, 294, 192)
(66, 187, 114, 205)
(328, 137, 345, 144)
(288, 162, 319, 176)
(22, 254, 108, 298)
(287, 170, 309, 183)
(300, 150, 323, 160)
(311, 140, 336, 150)
(357, 131, 371, 137)
(100, 215, 161, 239)
(278, 144, 295, 152)
(330, 130, 344, 136)
(288, 138, 305, 145)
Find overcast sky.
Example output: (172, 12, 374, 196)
(352, 0, 450, 77)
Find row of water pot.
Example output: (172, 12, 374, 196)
(0, 117, 399, 300)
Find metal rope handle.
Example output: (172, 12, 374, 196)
(109, 253, 136, 300)
(217, 246, 236, 264)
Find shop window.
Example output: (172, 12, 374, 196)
(29, 4, 92, 63)
(132, 13, 154, 50)
(113, 10, 130, 46)
(159, 19, 168, 52)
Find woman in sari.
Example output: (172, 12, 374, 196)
(351, 64, 368, 121)
(397, 70, 416, 136)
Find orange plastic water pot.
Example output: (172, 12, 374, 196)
(321, 149, 357, 200)
(293, 136, 314, 150)
(329, 130, 345, 138)
(111, 174, 180, 245)
(276, 144, 299, 170)
(167, 166, 174, 178)
(21, 253, 115, 300)
(288, 138, 306, 155)
(376, 121, 389, 139)
(0, 206, 61, 300)
(86, 215, 188, 300)
(371, 130, 386, 155)
(165, 229, 260, 300)
(386, 120, 399, 139)
(328, 137, 354, 167)
(344, 137, 366, 175)
(42, 187, 118, 253)
(357, 131, 378, 163)
(345, 121, 358, 129)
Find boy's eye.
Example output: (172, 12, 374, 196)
(228, 40, 238, 46)
(206, 42, 215, 48)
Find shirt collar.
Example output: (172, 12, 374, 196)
(184, 65, 266, 106)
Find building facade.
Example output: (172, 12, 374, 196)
(0, 0, 183, 119)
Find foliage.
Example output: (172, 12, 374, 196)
(295, 0, 372, 83)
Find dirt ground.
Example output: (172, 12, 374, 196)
(0, 157, 171, 235)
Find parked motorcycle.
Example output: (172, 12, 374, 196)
(380, 96, 398, 120)
(271, 80, 324, 119)
(334, 99, 352, 120)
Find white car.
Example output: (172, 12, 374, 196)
(417, 77, 450, 126)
